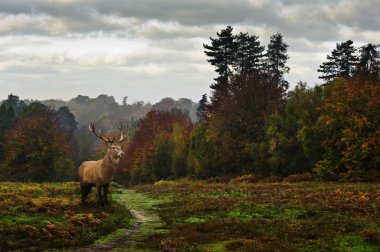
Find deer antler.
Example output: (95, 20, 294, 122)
(89, 122, 114, 144)
(118, 123, 129, 143)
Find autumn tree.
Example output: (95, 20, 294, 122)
(118, 109, 193, 185)
(0, 103, 75, 182)
(200, 72, 286, 175)
(171, 123, 192, 178)
(187, 121, 221, 177)
(265, 82, 324, 175)
(314, 75, 380, 180)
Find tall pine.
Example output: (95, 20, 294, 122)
(266, 33, 290, 90)
(358, 43, 380, 76)
(196, 94, 208, 122)
(203, 26, 236, 81)
(318, 40, 359, 81)
(234, 32, 265, 75)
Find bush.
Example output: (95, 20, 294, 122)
(283, 173, 317, 182)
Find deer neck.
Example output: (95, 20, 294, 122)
(101, 150, 120, 178)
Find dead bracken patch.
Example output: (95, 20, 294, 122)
(0, 182, 133, 251)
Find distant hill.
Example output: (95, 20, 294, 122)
(151, 97, 197, 120)
(39, 95, 198, 130)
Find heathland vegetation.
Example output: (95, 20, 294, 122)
(0, 182, 133, 250)
(131, 179, 380, 251)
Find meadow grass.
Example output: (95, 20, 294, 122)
(131, 179, 380, 251)
(1, 180, 379, 251)
(0, 182, 134, 251)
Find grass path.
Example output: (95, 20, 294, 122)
(81, 189, 167, 252)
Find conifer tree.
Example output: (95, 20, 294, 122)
(1, 94, 26, 116)
(358, 43, 380, 75)
(196, 94, 208, 122)
(234, 32, 265, 74)
(318, 40, 359, 81)
(266, 33, 290, 89)
(203, 26, 236, 81)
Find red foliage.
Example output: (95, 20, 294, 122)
(118, 110, 193, 184)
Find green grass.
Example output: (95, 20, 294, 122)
(2, 180, 380, 251)
(94, 228, 127, 245)
(131, 179, 380, 251)
(110, 188, 168, 251)
(0, 182, 134, 251)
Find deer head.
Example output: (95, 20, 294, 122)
(89, 122, 129, 159)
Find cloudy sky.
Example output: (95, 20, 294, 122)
(0, 0, 378, 103)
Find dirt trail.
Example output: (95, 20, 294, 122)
(78, 189, 166, 252)
(81, 209, 151, 252)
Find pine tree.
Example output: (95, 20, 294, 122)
(0, 104, 15, 134)
(266, 33, 290, 89)
(203, 26, 236, 81)
(318, 40, 359, 81)
(358, 43, 380, 74)
(123, 96, 128, 106)
(1, 94, 26, 116)
(0, 104, 16, 160)
(234, 32, 265, 75)
(196, 94, 208, 122)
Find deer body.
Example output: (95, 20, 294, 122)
(78, 123, 127, 206)
(79, 152, 119, 185)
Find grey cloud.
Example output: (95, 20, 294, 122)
(0, 0, 378, 45)
(0, 0, 379, 102)
(0, 1, 284, 35)
(1, 59, 213, 103)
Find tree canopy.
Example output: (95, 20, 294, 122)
(318, 40, 359, 81)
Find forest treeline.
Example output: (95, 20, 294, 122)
(117, 27, 379, 184)
(0, 26, 379, 183)
(0, 95, 197, 181)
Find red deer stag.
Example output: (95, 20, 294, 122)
(78, 122, 128, 206)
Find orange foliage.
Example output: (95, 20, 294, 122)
(315, 75, 380, 179)
(118, 110, 193, 184)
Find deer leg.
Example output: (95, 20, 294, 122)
(81, 182, 92, 205)
(80, 182, 86, 204)
(97, 185, 104, 206)
(103, 184, 109, 206)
